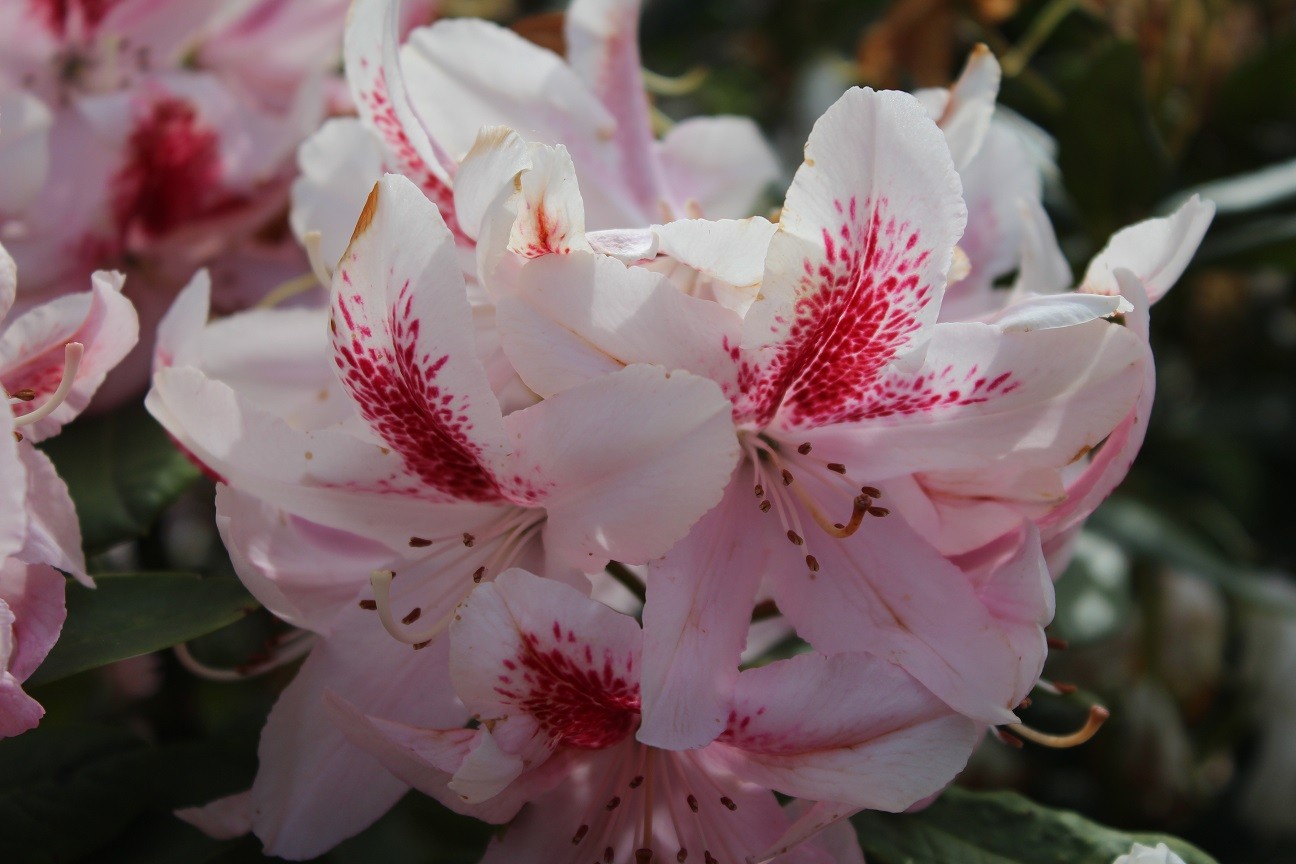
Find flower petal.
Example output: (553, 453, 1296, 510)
(659, 116, 782, 219)
(715, 651, 978, 809)
(250, 607, 466, 859)
(0, 559, 65, 683)
(175, 791, 252, 841)
(918, 44, 1001, 171)
(0, 270, 139, 442)
(741, 88, 966, 428)
(652, 216, 777, 288)
(16, 446, 86, 584)
(290, 118, 386, 272)
(0, 408, 25, 561)
(503, 364, 740, 567)
(638, 469, 768, 750)
(1081, 195, 1214, 304)
(0, 90, 51, 217)
(496, 251, 741, 398)
(332, 173, 509, 502)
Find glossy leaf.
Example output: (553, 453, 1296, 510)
(853, 787, 1217, 864)
(29, 572, 258, 685)
(40, 402, 201, 555)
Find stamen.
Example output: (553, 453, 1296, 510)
(1007, 705, 1110, 749)
(805, 554, 819, 573)
(173, 631, 314, 682)
(826, 463, 846, 474)
(13, 342, 83, 429)
(780, 469, 794, 486)
(9, 388, 35, 402)
(572, 825, 589, 845)
(409, 536, 433, 547)
(358, 599, 377, 610)
(786, 530, 803, 546)
(719, 796, 736, 811)
(797, 442, 812, 455)
(370, 569, 454, 645)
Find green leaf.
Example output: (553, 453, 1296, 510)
(40, 401, 201, 554)
(1056, 40, 1171, 243)
(853, 787, 1217, 864)
(30, 572, 259, 685)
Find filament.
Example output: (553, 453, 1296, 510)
(13, 342, 82, 429)
(1007, 705, 1110, 748)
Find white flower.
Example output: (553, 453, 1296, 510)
(1113, 842, 1188, 864)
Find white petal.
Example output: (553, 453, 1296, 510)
(659, 116, 782, 219)
(1082, 195, 1215, 304)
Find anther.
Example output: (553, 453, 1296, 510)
(866, 506, 889, 518)
(636, 850, 653, 864)
(462, 532, 475, 547)
(605, 848, 615, 863)
(358, 599, 377, 610)
(993, 728, 1024, 748)
(10, 388, 35, 402)
(677, 850, 688, 863)
(473, 566, 486, 583)
(629, 775, 644, 789)
(860, 485, 882, 498)
(1047, 636, 1069, 650)
(1018, 697, 1032, 710)
(1007, 705, 1110, 749)
(705, 852, 719, 864)
(786, 530, 803, 546)
(720, 796, 737, 811)
(759, 500, 772, 513)
(409, 536, 432, 547)
(572, 824, 589, 845)
(797, 442, 812, 455)
(402, 607, 422, 625)
(827, 462, 847, 474)
(754, 484, 764, 497)
(606, 796, 621, 810)
(780, 469, 794, 486)
(686, 794, 698, 813)
(805, 554, 819, 572)
(412, 640, 431, 650)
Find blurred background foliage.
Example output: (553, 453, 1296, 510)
(8, 0, 1296, 861)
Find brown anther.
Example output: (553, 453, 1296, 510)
(1047, 636, 1070, 650)
(606, 795, 621, 810)
(797, 442, 812, 455)
(636, 850, 654, 864)
(705, 852, 719, 864)
(786, 530, 803, 546)
(833, 522, 844, 530)
(687, 793, 699, 813)
(677, 850, 688, 863)
(781, 468, 794, 486)
(402, 607, 422, 625)
(1054, 682, 1078, 695)
(605, 848, 616, 863)
(629, 775, 644, 789)
(473, 566, 486, 583)
(408, 536, 433, 548)
(805, 554, 819, 572)
(11, 388, 35, 402)
(461, 532, 475, 547)
(720, 796, 737, 811)
(759, 500, 772, 513)
(358, 599, 377, 610)
(866, 506, 890, 518)
(572, 824, 589, 844)
(13, 431, 23, 442)
(860, 485, 882, 498)
(1018, 697, 1033, 710)
(412, 640, 431, 650)
(754, 484, 764, 497)
(827, 462, 847, 474)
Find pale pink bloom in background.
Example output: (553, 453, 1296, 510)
(150, 173, 740, 857)
(0, 239, 138, 737)
(1113, 842, 1188, 864)
(327, 570, 977, 864)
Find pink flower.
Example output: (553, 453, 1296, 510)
(327, 570, 978, 864)
(1, 240, 138, 737)
(149, 173, 741, 857)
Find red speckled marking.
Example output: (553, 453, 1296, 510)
(112, 97, 241, 240)
(28, 0, 120, 35)
(512, 198, 575, 259)
(741, 196, 938, 427)
(331, 283, 503, 502)
(357, 69, 469, 244)
(495, 623, 640, 750)
(852, 362, 1020, 420)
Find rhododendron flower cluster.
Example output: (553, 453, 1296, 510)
(0, 0, 1213, 860)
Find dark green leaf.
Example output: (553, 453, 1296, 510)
(30, 572, 258, 685)
(853, 787, 1217, 864)
(40, 401, 201, 554)
(1057, 40, 1171, 242)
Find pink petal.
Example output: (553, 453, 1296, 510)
(565, 0, 666, 217)
(449, 570, 642, 756)
(331, 174, 510, 502)
(1, 269, 139, 442)
(741, 88, 966, 428)
(0, 408, 26, 561)
(503, 364, 739, 568)
(658, 116, 782, 220)
(1081, 195, 1214, 304)
(290, 118, 386, 272)
(715, 652, 978, 810)
(496, 251, 741, 398)
(0, 91, 52, 217)
(638, 469, 768, 750)
(0, 559, 66, 683)
(175, 791, 252, 841)
(16, 447, 86, 584)
(250, 606, 467, 859)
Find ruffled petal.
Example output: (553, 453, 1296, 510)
(658, 116, 782, 219)
(1081, 195, 1214, 304)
